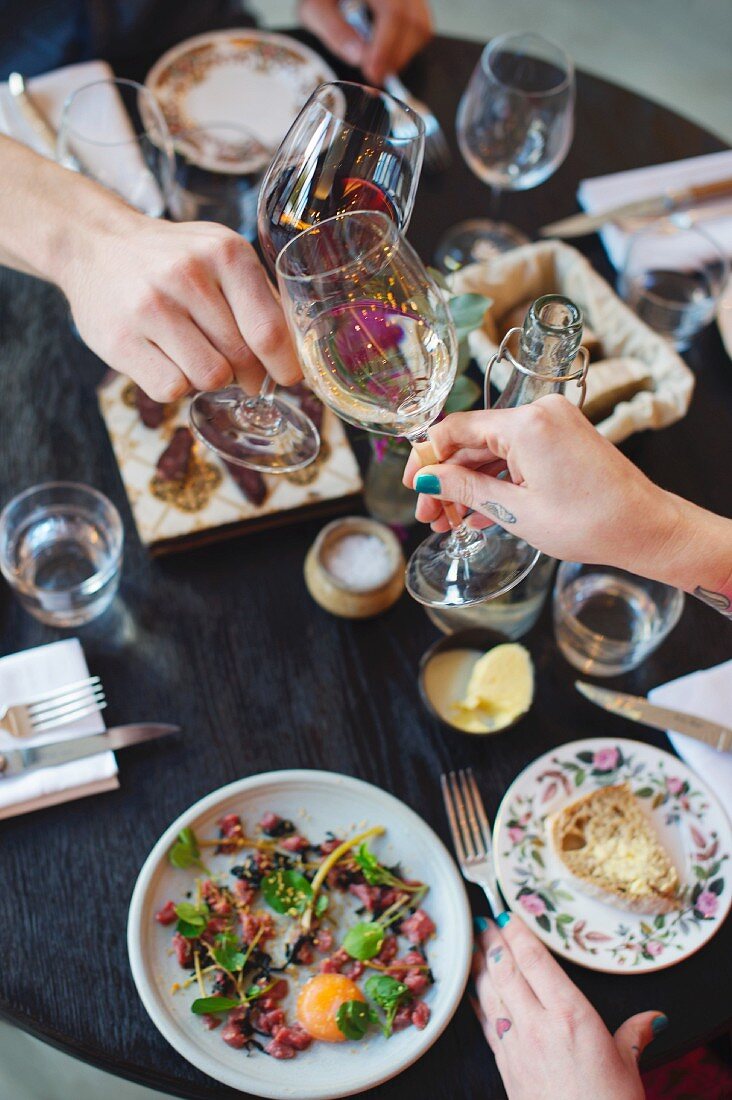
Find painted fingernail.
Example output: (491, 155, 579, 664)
(473, 915, 489, 934)
(414, 473, 441, 494)
(496, 911, 511, 929)
(651, 1014, 669, 1036)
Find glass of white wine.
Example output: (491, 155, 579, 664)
(275, 210, 533, 608)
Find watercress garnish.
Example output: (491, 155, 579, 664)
(336, 999, 371, 1041)
(175, 901, 209, 939)
(169, 827, 206, 872)
(365, 974, 410, 1037)
(261, 869, 314, 915)
(342, 921, 385, 961)
(212, 943, 246, 972)
(190, 996, 240, 1015)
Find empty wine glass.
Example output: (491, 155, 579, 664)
(276, 211, 538, 608)
(57, 78, 174, 216)
(435, 33, 575, 271)
(189, 81, 425, 473)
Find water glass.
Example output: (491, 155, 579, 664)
(553, 562, 684, 676)
(619, 222, 729, 350)
(168, 123, 264, 239)
(0, 483, 123, 627)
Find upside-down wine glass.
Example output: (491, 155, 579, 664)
(276, 210, 549, 609)
(189, 81, 425, 472)
(435, 32, 575, 271)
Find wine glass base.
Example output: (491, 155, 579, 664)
(434, 219, 531, 273)
(406, 526, 541, 608)
(190, 386, 320, 473)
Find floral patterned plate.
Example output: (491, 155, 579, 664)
(493, 738, 731, 974)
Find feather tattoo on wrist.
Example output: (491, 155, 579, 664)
(693, 586, 732, 619)
(479, 500, 517, 525)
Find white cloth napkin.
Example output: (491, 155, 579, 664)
(577, 149, 732, 272)
(649, 660, 732, 810)
(0, 639, 118, 819)
(0, 60, 165, 216)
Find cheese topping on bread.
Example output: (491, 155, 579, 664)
(547, 784, 680, 914)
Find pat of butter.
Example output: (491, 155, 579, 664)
(453, 643, 534, 732)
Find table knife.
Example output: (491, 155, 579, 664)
(539, 177, 732, 238)
(7, 71, 81, 170)
(575, 681, 732, 752)
(0, 723, 179, 778)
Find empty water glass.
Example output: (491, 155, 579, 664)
(0, 483, 123, 627)
(619, 222, 729, 350)
(553, 562, 684, 676)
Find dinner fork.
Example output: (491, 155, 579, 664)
(441, 767, 504, 915)
(0, 675, 107, 738)
(340, 0, 452, 173)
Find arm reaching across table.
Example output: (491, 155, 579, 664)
(403, 395, 732, 619)
(0, 135, 302, 401)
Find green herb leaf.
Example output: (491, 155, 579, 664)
(364, 975, 410, 1037)
(175, 901, 209, 938)
(245, 982, 274, 1002)
(336, 999, 371, 1041)
(444, 374, 481, 413)
(355, 844, 388, 886)
(315, 894, 329, 917)
(261, 869, 313, 915)
(190, 996, 240, 1015)
(343, 921, 385, 961)
(169, 827, 204, 870)
(448, 292, 491, 342)
(212, 945, 246, 972)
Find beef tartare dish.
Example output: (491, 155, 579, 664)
(156, 810, 437, 1060)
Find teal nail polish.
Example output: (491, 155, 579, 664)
(473, 915, 489, 934)
(496, 911, 511, 929)
(414, 473, 441, 495)
(651, 1015, 669, 1035)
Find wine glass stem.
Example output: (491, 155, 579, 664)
(234, 375, 282, 433)
(410, 433, 485, 559)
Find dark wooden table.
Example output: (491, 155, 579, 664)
(0, 31, 730, 1100)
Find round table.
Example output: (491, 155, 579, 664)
(0, 30, 730, 1100)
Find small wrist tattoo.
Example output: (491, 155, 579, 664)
(479, 500, 517, 525)
(496, 1017, 512, 1039)
(693, 585, 732, 620)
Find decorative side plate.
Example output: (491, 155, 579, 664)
(146, 30, 336, 173)
(493, 738, 731, 974)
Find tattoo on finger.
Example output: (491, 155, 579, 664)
(479, 500, 517, 525)
(488, 947, 503, 964)
(496, 1017, 512, 1039)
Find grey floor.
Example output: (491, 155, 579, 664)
(3, 2, 731, 1099)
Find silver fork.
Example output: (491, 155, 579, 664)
(340, 0, 452, 173)
(0, 676, 106, 738)
(441, 767, 504, 915)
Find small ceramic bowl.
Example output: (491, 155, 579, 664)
(418, 628, 527, 735)
(304, 516, 405, 619)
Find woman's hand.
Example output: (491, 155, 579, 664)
(471, 913, 667, 1100)
(299, 0, 433, 84)
(60, 209, 302, 402)
(402, 396, 681, 578)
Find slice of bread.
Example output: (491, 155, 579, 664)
(547, 784, 680, 914)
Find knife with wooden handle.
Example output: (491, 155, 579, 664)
(575, 682, 732, 752)
(0, 723, 179, 778)
(539, 177, 732, 238)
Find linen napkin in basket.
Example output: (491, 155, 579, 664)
(649, 660, 732, 810)
(0, 639, 118, 820)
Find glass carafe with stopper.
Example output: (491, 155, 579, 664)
(405, 293, 588, 608)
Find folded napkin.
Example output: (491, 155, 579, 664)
(578, 149, 732, 273)
(649, 660, 732, 809)
(0, 639, 118, 820)
(0, 59, 164, 216)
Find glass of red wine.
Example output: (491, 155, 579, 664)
(189, 82, 425, 473)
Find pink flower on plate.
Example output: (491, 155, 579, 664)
(519, 892, 547, 917)
(519, 812, 532, 826)
(696, 889, 719, 918)
(666, 776, 684, 795)
(508, 826, 525, 844)
(645, 940, 664, 957)
(593, 747, 620, 772)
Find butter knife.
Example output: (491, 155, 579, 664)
(0, 723, 179, 778)
(575, 682, 731, 753)
(539, 177, 732, 238)
(8, 71, 81, 170)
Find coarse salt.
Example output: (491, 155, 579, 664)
(323, 533, 393, 591)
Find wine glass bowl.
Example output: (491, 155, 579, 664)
(436, 32, 575, 269)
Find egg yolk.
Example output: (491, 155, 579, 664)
(296, 973, 365, 1042)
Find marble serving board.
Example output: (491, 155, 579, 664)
(97, 373, 363, 554)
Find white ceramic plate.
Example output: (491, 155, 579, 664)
(494, 737, 732, 974)
(146, 29, 335, 173)
(128, 770, 472, 1099)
